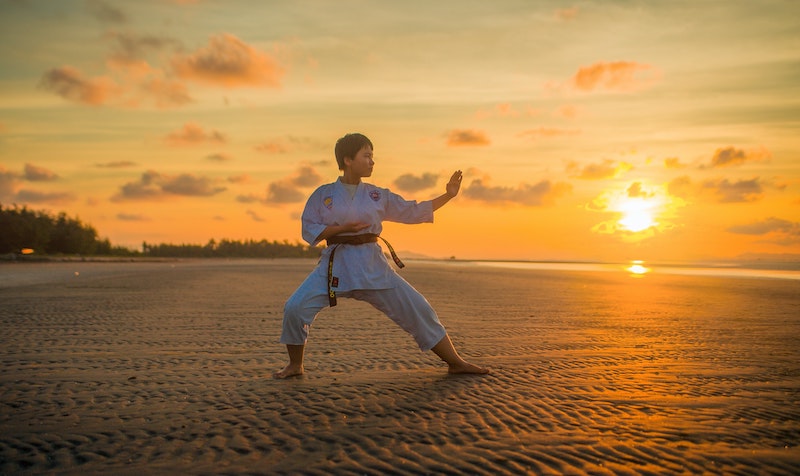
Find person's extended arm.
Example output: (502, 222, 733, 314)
(432, 170, 463, 211)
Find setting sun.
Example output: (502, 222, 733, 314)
(617, 198, 657, 232)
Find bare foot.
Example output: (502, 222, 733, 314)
(448, 361, 490, 375)
(273, 363, 304, 379)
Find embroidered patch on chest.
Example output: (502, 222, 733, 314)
(323, 196, 333, 209)
(369, 190, 381, 201)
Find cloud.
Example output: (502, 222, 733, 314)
(571, 61, 659, 92)
(706, 146, 770, 168)
(627, 182, 653, 198)
(86, 0, 127, 24)
(24, 163, 58, 181)
(15, 189, 76, 204)
(112, 170, 227, 201)
(702, 178, 764, 203)
(393, 172, 439, 193)
(554, 104, 580, 119)
(265, 181, 305, 204)
(161, 174, 226, 196)
(518, 127, 579, 140)
(667, 175, 693, 199)
(474, 103, 544, 120)
(246, 210, 266, 222)
(0, 166, 22, 201)
(664, 157, 685, 169)
(207, 153, 233, 162)
(171, 33, 285, 88)
(39, 66, 119, 106)
(95, 160, 138, 168)
(463, 178, 571, 206)
(237, 165, 322, 205)
(727, 217, 800, 245)
(137, 76, 193, 108)
(165, 122, 227, 146)
(236, 194, 259, 204)
(227, 174, 251, 184)
(567, 159, 633, 180)
(446, 129, 490, 147)
(555, 6, 580, 21)
(255, 135, 327, 155)
(255, 142, 288, 154)
(106, 31, 180, 65)
(669, 175, 777, 203)
(41, 31, 191, 108)
(1, 165, 71, 204)
(290, 165, 323, 187)
(117, 213, 149, 221)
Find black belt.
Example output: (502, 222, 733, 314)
(325, 233, 404, 306)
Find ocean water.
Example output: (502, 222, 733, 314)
(419, 259, 800, 281)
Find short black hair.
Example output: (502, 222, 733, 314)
(334, 133, 373, 170)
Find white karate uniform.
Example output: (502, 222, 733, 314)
(280, 177, 447, 351)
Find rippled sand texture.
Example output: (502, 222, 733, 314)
(1, 260, 799, 474)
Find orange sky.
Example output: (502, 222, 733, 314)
(1, 0, 798, 263)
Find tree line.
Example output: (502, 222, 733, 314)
(0, 204, 321, 259)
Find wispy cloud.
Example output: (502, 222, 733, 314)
(236, 165, 322, 205)
(264, 181, 305, 204)
(15, 189, 76, 204)
(555, 6, 580, 21)
(627, 182, 654, 198)
(701, 178, 765, 203)
(255, 135, 325, 154)
(117, 213, 149, 221)
(227, 174, 251, 184)
(246, 210, 266, 222)
(207, 153, 233, 162)
(86, 0, 127, 24)
(728, 217, 800, 245)
(39, 66, 119, 106)
(393, 172, 439, 193)
(567, 159, 633, 180)
(164, 123, 227, 146)
(463, 177, 571, 206)
(668, 175, 781, 203)
(664, 157, 685, 169)
(112, 170, 227, 201)
(172, 33, 284, 88)
(24, 163, 58, 181)
(445, 129, 490, 147)
(570, 61, 660, 93)
(95, 161, 138, 168)
(518, 127, 579, 140)
(704, 146, 770, 168)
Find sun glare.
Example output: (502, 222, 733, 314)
(615, 197, 658, 233)
(627, 260, 650, 275)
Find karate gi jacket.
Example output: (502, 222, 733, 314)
(302, 177, 434, 291)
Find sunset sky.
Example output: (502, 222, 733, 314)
(1, 0, 798, 263)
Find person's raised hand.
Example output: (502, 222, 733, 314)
(446, 170, 463, 198)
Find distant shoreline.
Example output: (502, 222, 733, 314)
(4, 253, 799, 272)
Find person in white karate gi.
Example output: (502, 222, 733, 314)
(273, 132, 489, 378)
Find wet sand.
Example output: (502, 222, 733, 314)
(1, 259, 798, 474)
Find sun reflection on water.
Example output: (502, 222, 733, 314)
(627, 260, 650, 276)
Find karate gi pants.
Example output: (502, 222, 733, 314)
(281, 270, 447, 352)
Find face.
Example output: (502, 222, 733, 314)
(345, 145, 374, 178)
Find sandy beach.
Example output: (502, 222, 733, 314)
(1, 259, 798, 475)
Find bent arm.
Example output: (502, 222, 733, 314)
(314, 222, 370, 243)
(432, 170, 462, 212)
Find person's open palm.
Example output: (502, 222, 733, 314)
(446, 170, 463, 197)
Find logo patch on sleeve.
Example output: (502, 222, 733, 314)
(369, 190, 381, 201)
(323, 196, 333, 209)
